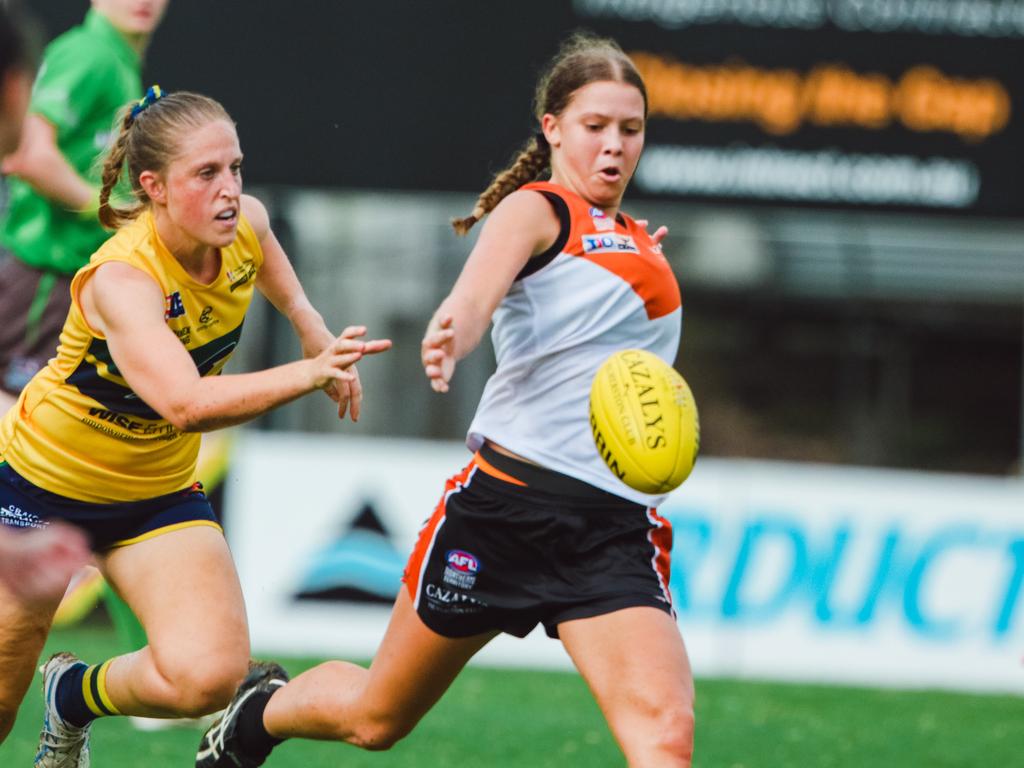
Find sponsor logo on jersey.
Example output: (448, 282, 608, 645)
(443, 549, 480, 589)
(589, 206, 616, 231)
(85, 407, 178, 437)
(582, 233, 640, 254)
(197, 305, 220, 332)
(227, 260, 257, 292)
(174, 326, 191, 345)
(0, 504, 46, 530)
(425, 583, 487, 614)
(164, 291, 185, 320)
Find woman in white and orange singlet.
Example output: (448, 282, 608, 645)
(0, 87, 390, 765)
(199, 34, 694, 768)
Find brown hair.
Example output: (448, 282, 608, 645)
(98, 91, 233, 229)
(452, 33, 647, 235)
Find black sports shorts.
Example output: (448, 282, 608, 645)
(0, 461, 221, 551)
(403, 444, 674, 639)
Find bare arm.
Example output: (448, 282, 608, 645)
(79, 261, 389, 432)
(0, 115, 95, 212)
(421, 190, 560, 393)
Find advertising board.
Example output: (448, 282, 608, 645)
(228, 432, 1024, 693)
(34, 0, 1024, 215)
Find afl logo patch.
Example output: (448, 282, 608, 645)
(443, 549, 480, 590)
(589, 206, 615, 231)
(446, 550, 479, 573)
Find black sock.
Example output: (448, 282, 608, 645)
(56, 661, 121, 727)
(235, 690, 284, 760)
(54, 662, 93, 728)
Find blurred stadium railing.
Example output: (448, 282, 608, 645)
(238, 188, 1024, 476)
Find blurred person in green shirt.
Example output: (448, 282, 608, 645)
(0, 4, 34, 158)
(0, 0, 168, 413)
(0, 3, 169, 737)
(0, 1, 91, 660)
(1, 7, 236, 738)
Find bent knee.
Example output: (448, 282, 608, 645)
(160, 657, 250, 717)
(652, 706, 696, 762)
(349, 716, 415, 752)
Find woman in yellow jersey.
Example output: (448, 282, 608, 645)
(0, 87, 390, 764)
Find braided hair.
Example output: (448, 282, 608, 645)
(98, 89, 232, 229)
(452, 33, 647, 235)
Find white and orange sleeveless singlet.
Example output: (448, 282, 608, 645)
(466, 180, 683, 506)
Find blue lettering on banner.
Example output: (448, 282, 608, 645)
(668, 517, 712, 611)
(852, 529, 902, 626)
(995, 540, 1024, 635)
(721, 516, 807, 622)
(665, 506, 1024, 644)
(903, 525, 981, 640)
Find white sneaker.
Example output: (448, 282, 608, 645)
(34, 653, 91, 768)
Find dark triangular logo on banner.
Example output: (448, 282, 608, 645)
(294, 500, 403, 605)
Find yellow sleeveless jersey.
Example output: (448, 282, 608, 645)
(0, 210, 263, 502)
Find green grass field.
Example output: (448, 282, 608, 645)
(2, 622, 1020, 767)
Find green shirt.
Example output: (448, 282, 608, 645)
(0, 9, 141, 274)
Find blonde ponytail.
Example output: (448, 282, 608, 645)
(97, 109, 140, 229)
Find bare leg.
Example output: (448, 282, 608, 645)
(96, 526, 250, 718)
(559, 607, 695, 768)
(263, 589, 495, 750)
(0, 581, 63, 742)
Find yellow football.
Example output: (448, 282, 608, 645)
(589, 349, 700, 494)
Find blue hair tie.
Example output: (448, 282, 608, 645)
(130, 85, 163, 122)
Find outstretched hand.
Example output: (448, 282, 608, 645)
(324, 365, 367, 422)
(636, 219, 669, 246)
(0, 522, 91, 606)
(309, 326, 391, 420)
(422, 314, 456, 393)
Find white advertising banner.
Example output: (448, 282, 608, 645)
(227, 432, 1024, 693)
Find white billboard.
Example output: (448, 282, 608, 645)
(227, 432, 1024, 693)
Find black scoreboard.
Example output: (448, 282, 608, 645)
(33, 0, 1024, 217)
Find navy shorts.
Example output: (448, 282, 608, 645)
(0, 461, 221, 551)
(403, 444, 674, 639)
